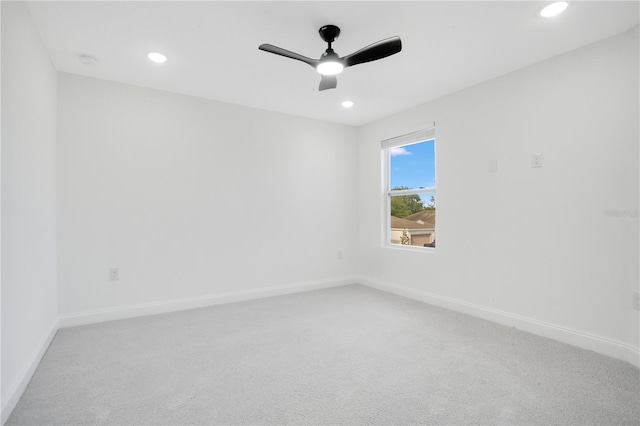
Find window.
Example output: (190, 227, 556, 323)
(382, 125, 436, 249)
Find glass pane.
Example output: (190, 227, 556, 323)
(389, 139, 435, 191)
(389, 192, 436, 248)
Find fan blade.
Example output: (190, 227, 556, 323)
(258, 44, 318, 67)
(319, 75, 337, 91)
(342, 37, 402, 68)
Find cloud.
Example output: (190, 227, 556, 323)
(390, 147, 412, 157)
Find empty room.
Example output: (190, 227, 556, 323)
(2, 1, 639, 424)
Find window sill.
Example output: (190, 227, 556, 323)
(383, 244, 436, 253)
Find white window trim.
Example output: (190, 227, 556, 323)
(382, 123, 436, 251)
(381, 126, 435, 149)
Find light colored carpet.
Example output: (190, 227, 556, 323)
(7, 284, 640, 425)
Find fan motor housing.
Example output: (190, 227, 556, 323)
(319, 25, 340, 43)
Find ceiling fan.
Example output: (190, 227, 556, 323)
(259, 25, 402, 91)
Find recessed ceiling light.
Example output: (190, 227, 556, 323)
(540, 2, 568, 18)
(341, 100, 354, 108)
(78, 55, 98, 66)
(147, 52, 167, 63)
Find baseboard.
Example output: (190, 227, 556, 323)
(629, 347, 640, 369)
(357, 276, 640, 369)
(58, 276, 357, 328)
(1, 319, 59, 425)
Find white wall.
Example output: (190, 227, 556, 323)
(57, 73, 357, 320)
(357, 27, 639, 365)
(1, 1, 58, 421)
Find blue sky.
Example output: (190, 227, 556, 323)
(390, 139, 435, 190)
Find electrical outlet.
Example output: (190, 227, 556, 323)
(532, 153, 542, 168)
(109, 268, 119, 281)
(633, 291, 640, 311)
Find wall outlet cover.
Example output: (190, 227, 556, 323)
(109, 268, 119, 281)
(532, 153, 542, 168)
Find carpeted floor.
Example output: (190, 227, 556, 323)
(7, 284, 640, 425)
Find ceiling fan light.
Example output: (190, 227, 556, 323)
(317, 61, 344, 76)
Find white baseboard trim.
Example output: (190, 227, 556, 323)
(1, 319, 59, 425)
(58, 276, 357, 328)
(357, 277, 640, 369)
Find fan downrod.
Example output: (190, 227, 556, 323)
(319, 25, 340, 44)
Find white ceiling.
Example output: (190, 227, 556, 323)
(27, 1, 639, 126)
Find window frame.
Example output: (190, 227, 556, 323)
(382, 125, 436, 251)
